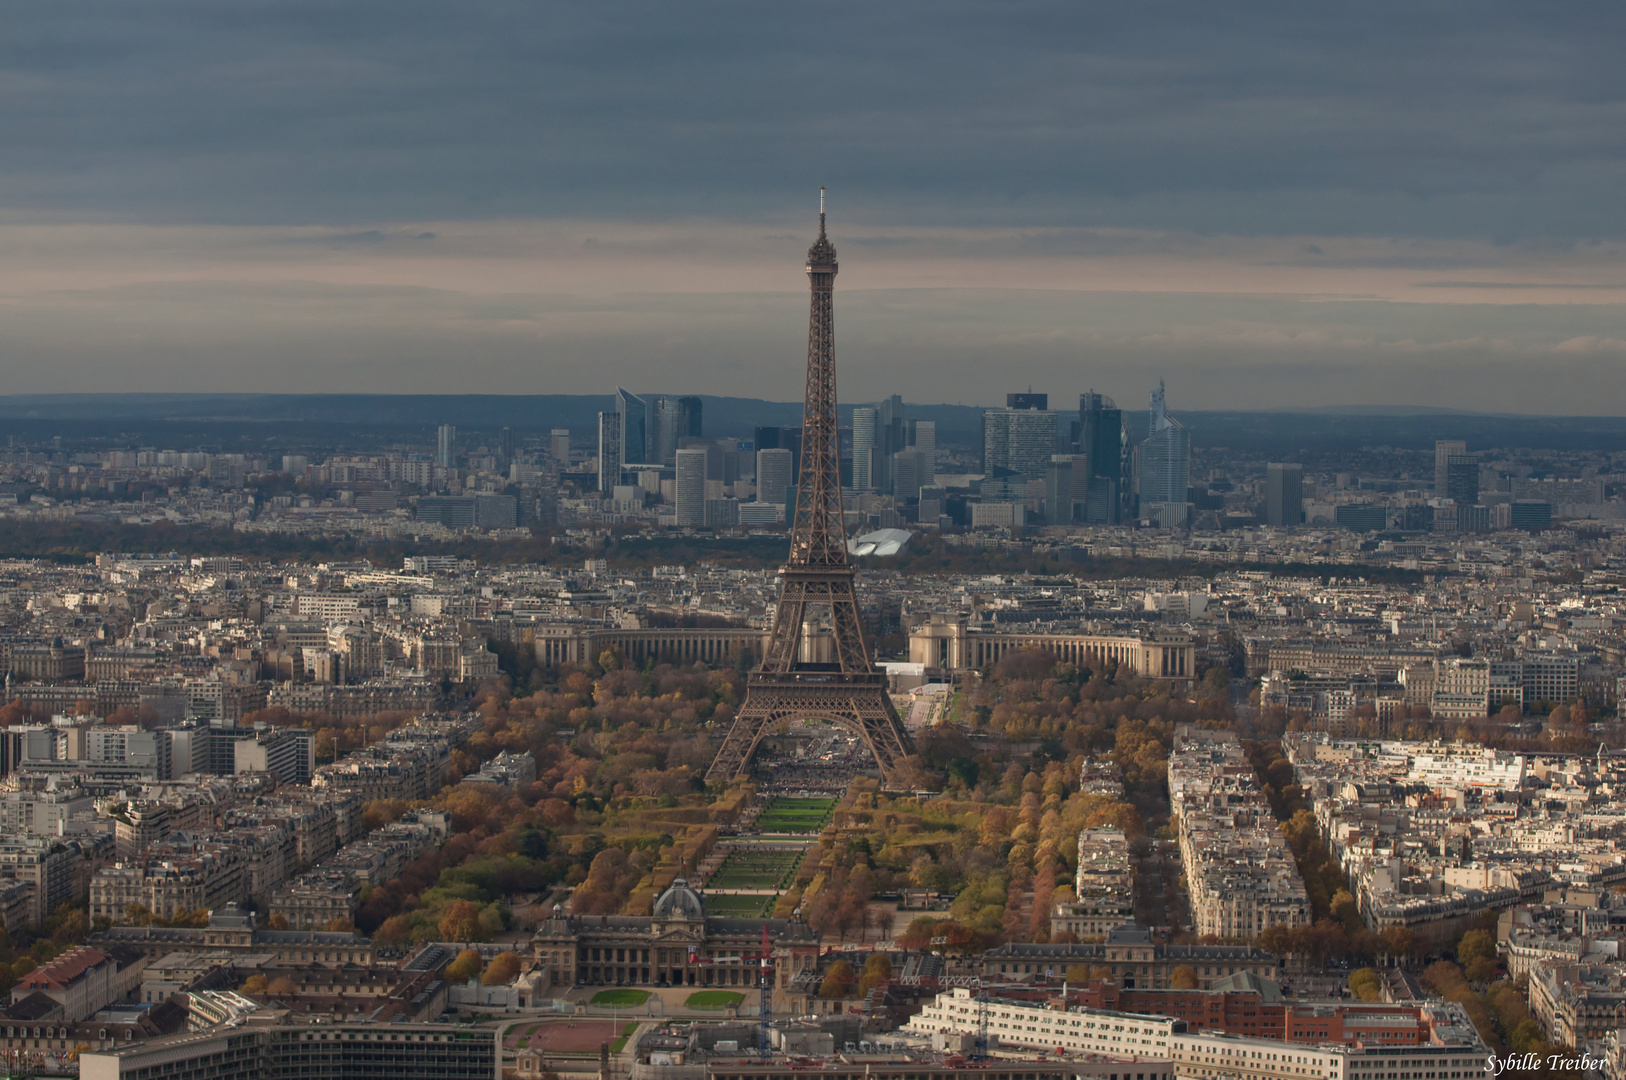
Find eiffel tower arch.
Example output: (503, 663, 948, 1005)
(706, 193, 916, 785)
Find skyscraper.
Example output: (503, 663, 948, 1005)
(497, 427, 515, 471)
(652, 396, 680, 465)
(886, 418, 935, 500)
(674, 447, 707, 526)
(436, 424, 457, 469)
(678, 396, 704, 440)
(907, 419, 935, 462)
(617, 388, 649, 466)
(756, 448, 794, 507)
(851, 406, 878, 491)
(875, 393, 905, 494)
(1007, 392, 1048, 410)
(550, 429, 571, 462)
(983, 402, 1058, 481)
(1045, 454, 1090, 524)
(1135, 381, 1190, 515)
(1265, 462, 1303, 527)
(1446, 455, 1479, 505)
(1434, 439, 1466, 496)
(1078, 391, 1123, 524)
(597, 412, 621, 495)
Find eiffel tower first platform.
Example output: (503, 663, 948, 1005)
(704, 194, 916, 785)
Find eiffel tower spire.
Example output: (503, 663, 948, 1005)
(705, 195, 915, 784)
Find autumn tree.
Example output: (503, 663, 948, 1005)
(858, 953, 893, 996)
(446, 949, 484, 984)
(818, 960, 856, 998)
(482, 952, 523, 985)
(1170, 965, 1198, 989)
(240, 974, 269, 994)
(1348, 968, 1382, 1002)
(439, 900, 485, 943)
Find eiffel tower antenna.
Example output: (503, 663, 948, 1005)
(704, 195, 915, 784)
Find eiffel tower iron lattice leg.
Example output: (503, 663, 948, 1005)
(708, 670, 913, 783)
(705, 192, 915, 785)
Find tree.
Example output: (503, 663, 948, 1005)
(482, 952, 523, 985)
(1348, 968, 1383, 1002)
(49, 907, 89, 946)
(818, 960, 856, 998)
(1457, 929, 1496, 967)
(240, 974, 269, 994)
(858, 953, 893, 996)
(439, 900, 485, 942)
(267, 976, 297, 995)
(321, 918, 356, 934)
(1065, 964, 1094, 984)
(374, 915, 413, 944)
(1380, 925, 1416, 961)
(265, 913, 290, 931)
(1170, 965, 1198, 990)
(446, 949, 483, 984)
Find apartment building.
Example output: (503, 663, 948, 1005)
(909, 989, 1486, 1080)
(1169, 729, 1309, 940)
(80, 1021, 495, 1080)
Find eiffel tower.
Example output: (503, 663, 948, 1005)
(705, 192, 915, 784)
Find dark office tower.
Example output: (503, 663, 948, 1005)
(597, 412, 621, 495)
(1265, 463, 1304, 527)
(616, 387, 649, 466)
(876, 393, 905, 494)
(650, 396, 678, 465)
(1446, 455, 1479, 505)
(1434, 439, 1466, 496)
(754, 426, 782, 452)
(679, 396, 704, 439)
(497, 427, 515, 471)
(1077, 391, 1123, 524)
(1007, 393, 1048, 410)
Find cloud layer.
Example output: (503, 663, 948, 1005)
(3, 3, 1626, 409)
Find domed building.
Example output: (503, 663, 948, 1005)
(533, 876, 819, 1001)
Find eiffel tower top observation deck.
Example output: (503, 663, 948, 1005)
(789, 188, 847, 573)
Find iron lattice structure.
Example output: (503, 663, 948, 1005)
(705, 199, 915, 784)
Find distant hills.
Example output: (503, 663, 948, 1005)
(0, 394, 1620, 454)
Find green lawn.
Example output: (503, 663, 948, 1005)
(703, 894, 775, 917)
(611, 1021, 638, 1053)
(707, 850, 803, 890)
(685, 990, 746, 1010)
(590, 988, 651, 1006)
(755, 797, 837, 832)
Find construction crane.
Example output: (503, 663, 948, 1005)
(972, 978, 989, 1060)
(747, 926, 777, 1060)
(691, 928, 777, 1060)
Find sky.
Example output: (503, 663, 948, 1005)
(5, 2, 1626, 413)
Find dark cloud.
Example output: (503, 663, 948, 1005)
(3, 2, 1626, 237)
